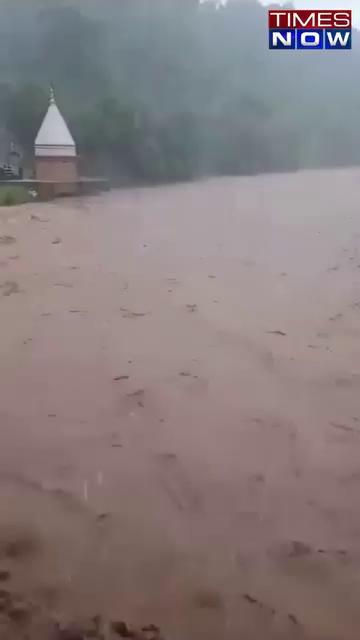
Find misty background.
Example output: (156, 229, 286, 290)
(0, 0, 359, 183)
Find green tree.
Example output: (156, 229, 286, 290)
(0, 0, 359, 181)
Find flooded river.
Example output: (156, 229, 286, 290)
(1, 169, 360, 639)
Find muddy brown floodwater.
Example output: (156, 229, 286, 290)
(1, 169, 360, 639)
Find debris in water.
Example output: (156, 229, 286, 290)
(54, 282, 73, 288)
(267, 330, 287, 336)
(288, 613, 300, 626)
(0, 570, 10, 582)
(120, 307, 149, 318)
(193, 589, 223, 610)
(2, 531, 41, 560)
(158, 453, 177, 462)
(243, 594, 259, 605)
(127, 389, 145, 398)
(330, 421, 357, 434)
(114, 376, 130, 381)
(288, 540, 312, 557)
(1, 281, 20, 296)
(186, 304, 197, 313)
(111, 620, 134, 637)
(0, 235, 16, 245)
(0, 590, 32, 625)
(8, 604, 30, 624)
(52, 237, 62, 245)
(141, 624, 162, 640)
(97, 513, 110, 522)
(110, 620, 163, 639)
(55, 620, 95, 639)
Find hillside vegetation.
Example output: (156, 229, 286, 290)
(0, 0, 359, 182)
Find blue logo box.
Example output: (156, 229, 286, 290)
(269, 28, 352, 49)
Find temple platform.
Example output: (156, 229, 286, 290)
(0, 177, 110, 201)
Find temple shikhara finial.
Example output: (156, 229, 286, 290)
(49, 86, 55, 105)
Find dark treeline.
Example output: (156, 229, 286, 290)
(0, 0, 359, 183)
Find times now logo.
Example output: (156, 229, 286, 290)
(269, 10, 352, 49)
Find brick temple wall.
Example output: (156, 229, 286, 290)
(35, 156, 78, 183)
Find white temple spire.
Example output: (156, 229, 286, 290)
(35, 87, 76, 158)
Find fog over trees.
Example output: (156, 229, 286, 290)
(0, 0, 358, 182)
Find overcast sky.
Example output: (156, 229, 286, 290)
(261, 0, 359, 27)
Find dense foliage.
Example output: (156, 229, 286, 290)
(0, 0, 359, 182)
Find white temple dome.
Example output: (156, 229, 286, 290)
(35, 88, 76, 158)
